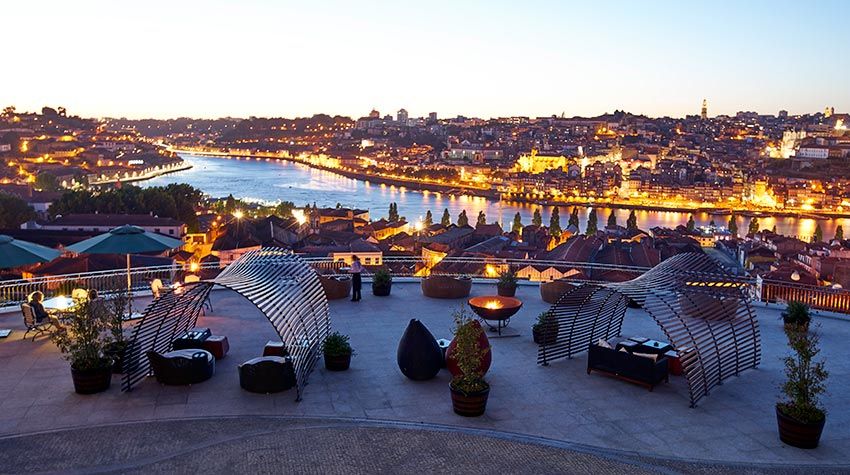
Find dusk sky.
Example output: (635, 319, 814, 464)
(3, 0, 848, 120)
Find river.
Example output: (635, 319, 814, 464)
(142, 154, 849, 241)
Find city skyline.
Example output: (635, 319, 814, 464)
(3, 0, 848, 120)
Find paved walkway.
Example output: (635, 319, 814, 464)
(1, 283, 848, 471)
(0, 416, 842, 474)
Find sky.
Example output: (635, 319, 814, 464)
(2, 0, 848, 120)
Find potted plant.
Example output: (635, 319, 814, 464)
(372, 268, 393, 296)
(781, 301, 811, 331)
(50, 297, 113, 394)
(496, 268, 518, 297)
(776, 325, 828, 449)
(322, 331, 354, 371)
(448, 306, 491, 417)
(103, 289, 129, 374)
(532, 311, 559, 346)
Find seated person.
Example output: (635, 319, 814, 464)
(28, 291, 53, 323)
(151, 278, 164, 299)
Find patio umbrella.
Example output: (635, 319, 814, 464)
(65, 225, 184, 315)
(0, 235, 61, 269)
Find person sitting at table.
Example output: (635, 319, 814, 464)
(28, 292, 52, 323)
(151, 278, 164, 299)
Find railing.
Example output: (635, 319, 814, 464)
(2, 255, 849, 317)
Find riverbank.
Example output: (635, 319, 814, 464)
(88, 159, 193, 186)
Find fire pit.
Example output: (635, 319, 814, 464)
(467, 296, 523, 336)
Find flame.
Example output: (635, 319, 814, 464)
(484, 300, 503, 310)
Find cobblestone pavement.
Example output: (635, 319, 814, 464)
(0, 416, 845, 475)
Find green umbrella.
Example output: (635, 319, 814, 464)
(0, 234, 61, 269)
(66, 225, 184, 315)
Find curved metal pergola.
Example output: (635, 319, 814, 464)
(538, 253, 761, 407)
(122, 249, 330, 400)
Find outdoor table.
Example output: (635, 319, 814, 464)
(42, 296, 76, 313)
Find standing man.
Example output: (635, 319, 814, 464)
(350, 255, 363, 302)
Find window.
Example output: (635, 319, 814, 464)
(154, 228, 161, 233)
(365, 257, 372, 265)
(169, 230, 174, 235)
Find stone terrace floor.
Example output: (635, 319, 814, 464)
(0, 283, 848, 473)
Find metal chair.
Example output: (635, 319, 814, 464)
(21, 303, 56, 341)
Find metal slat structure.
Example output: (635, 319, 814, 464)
(538, 253, 761, 407)
(122, 249, 329, 400)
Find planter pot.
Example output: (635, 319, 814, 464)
(776, 406, 825, 449)
(324, 352, 352, 371)
(450, 383, 490, 417)
(782, 316, 810, 333)
(497, 283, 517, 297)
(372, 282, 392, 296)
(532, 324, 559, 346)
(104, 343, 128, 374)
(446, 320, 492, 378)
(71, 364, 113, 394)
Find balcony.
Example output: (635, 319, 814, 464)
(0, 277, 848, 471)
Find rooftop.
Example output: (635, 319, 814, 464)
(0, 282, 848, 472)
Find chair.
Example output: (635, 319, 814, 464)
(146, 349, 215, 385)
(238, 356, 296, 393)
(21, 303, 56, 341)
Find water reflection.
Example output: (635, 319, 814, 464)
(141, 154, 849, 241)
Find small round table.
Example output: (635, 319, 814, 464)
(467, 296, 523, 336)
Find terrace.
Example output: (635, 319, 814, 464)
(0, 259, 848, 473)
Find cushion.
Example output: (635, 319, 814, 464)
(632, 352, 658, 361)
(596, 338, 613, 349)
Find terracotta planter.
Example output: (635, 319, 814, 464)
(446, 320, 492, 377)
(450, 383, 490, 417)
(776, 406, 825, 449)
(324, 352, 352, 371)
(319, 275, 352, 300)
(496, 282, 516, 297)
(71, 363, 113, 394)
(540, 279, 574, 304)
(372, 282, 392, 296)
(421, 275, 472, 299)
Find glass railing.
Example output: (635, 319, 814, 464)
(1, 255, 848, 316)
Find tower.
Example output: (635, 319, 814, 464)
(701, 99, 708, 120)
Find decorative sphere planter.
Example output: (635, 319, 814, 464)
(71, 364, 113, 394)
(397, 319, 443, 381)
(446, 320, 491, 377)
(540, 279, 574, 304)
(421, 275, 472, 299)
(319, 275, 352, 300)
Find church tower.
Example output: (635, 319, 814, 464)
(701, 99, 708, 120)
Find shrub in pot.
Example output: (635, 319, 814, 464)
(448, 306, 491, 417)
(102, 288, 130, 374)
(50, 297, 113, 394)
(322, 331, 354, 371)
(781, 301, 811, 332)
(532, 311, 559, 346)
(446, 318, 491, 378)
(776, 325, 828, 449)
(496, 268, 518, 297)
(372, 268, 393, 296)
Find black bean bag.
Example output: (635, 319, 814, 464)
(397, 319, 443, 381)
(146, 349, 215, 385)
(238, 356, 297, 393)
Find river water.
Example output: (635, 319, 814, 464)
(142, 154, 848, 241)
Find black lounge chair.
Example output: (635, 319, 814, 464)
(146, 349, 215, 385)
(238, 356, 296, 393)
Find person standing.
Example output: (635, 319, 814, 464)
(350, 255, 363, 302)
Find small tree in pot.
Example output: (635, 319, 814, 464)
(322, 331, 354, 371)
(103, 288, 130, 374)
(50, 297, 113, 394)
(449, 306, 490, 417)
(781, 301, 811, 332)
(496, 268, 518, 297)
(372, 268, 393, 296)
(776, 325, 828, 448)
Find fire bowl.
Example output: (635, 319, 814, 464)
(468, 296, 523, 321)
